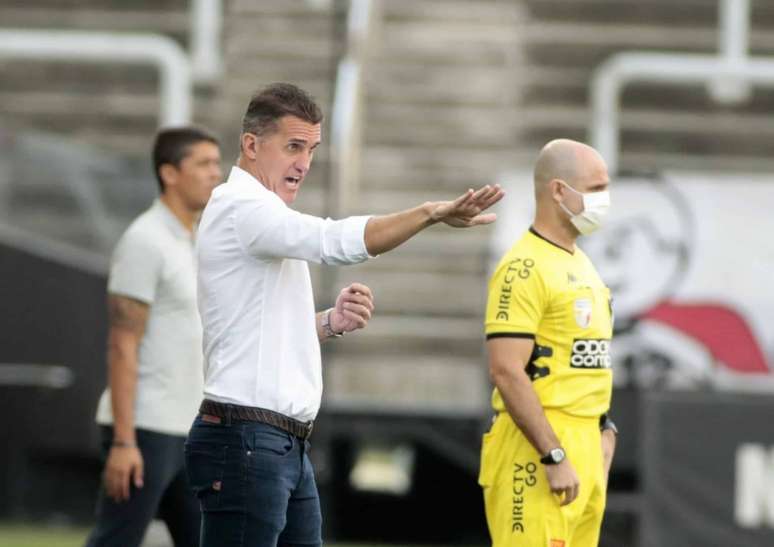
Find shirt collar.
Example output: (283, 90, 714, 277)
(227, 165, 287, 207)
(228, 165, 266, 190)
(152, 198, 192, 241)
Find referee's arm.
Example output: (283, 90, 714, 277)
(487, 336, 580, 506)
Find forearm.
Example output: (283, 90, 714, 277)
(493, 367, 561, 455)
(108, 339, 139, 444)
(364, 203, 436, 256)
(601, 428, 616, 476)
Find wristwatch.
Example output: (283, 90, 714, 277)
(540, 447, 566, 465)
(322, 308, 343, 338)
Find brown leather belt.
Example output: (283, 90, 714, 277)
(199, 399, 314, 441)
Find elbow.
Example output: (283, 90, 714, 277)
(488, 358, 521, 388)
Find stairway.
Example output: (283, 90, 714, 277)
(324, 0, 526, 418)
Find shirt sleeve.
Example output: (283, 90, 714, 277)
(233, 194, 372, 265)
(107, 228, 163, 304)
(485, 255, 548, 338)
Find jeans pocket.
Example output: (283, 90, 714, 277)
(185, 443, 227, 511)
(248, 425, 295, 457)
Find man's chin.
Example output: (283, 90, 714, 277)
(280, 191, 298, 205)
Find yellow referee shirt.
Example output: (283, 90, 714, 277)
(485, 227, 613, 417)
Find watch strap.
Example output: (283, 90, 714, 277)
(322, 308, 343, 338)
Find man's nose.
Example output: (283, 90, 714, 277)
(294, 153, 312, 175)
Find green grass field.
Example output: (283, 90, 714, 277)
(0, 524, 87, 547)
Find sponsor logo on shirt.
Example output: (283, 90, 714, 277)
(570, 338, 611, 369)
(550, 540, 566, 547)
(496, 258, 536, 322)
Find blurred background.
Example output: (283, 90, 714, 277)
(1, 0, 773, 546)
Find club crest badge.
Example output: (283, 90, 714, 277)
(574, 298, 592, 328)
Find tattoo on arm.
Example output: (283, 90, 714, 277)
(108, 295, 150, 339)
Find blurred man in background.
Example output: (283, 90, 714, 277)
(85, 127, 222, 547)
(480, 139, 617, 547)
(185, 82, 503, 547)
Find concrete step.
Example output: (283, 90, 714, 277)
(382, 0, 522, 24)
(0, 61, 159, 94)
(522, 25, 774, 69)
(521, 76, 774, 114)
(520, 105, 774, 137)
(0, 91, 158, 119)
(323, 351, 490, 415)
(6, 0, 186, 9)
(365, 64, 517, 107)
(230, 0, 334, 16)
(361, 144, 530, 184)
(358, 161, 514, 193)
(364, 106, 517, 148)
(524, 0, 774, 27)
(342, 229, 492, 273)
(376, 22, 517, 66)
(327, 313, 485, 357)
(332, 266, 487, 316)
(0, 6, 187, 34)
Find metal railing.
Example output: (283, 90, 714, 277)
(0, 0, 223, 126)
(0, 1, 225, 265)
(329, 0, 380, 217)
(590, 0, 774, 174)
(0, 30, 192, 126)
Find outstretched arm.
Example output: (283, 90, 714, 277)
(364, 184, 504, 256)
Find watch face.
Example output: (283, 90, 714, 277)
(551, 448, 565, 463)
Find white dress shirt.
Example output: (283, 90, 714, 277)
(196, 166, 371, 421)
(96, 199, 203, 436)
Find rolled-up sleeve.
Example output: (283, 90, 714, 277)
(319, 214, 371, 265)
(234, 194, 372, 265)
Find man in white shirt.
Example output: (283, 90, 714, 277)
(86, 127, 222, 547)
(185, 83, 504, 547)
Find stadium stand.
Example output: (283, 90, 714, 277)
(3, 1, 774, 544)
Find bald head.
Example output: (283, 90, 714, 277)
(533, 139, 607, 198)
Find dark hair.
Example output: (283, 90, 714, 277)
(241, 83, 323, 140)
(152, 126, 219, 193)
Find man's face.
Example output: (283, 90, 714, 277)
(559, 158, 610, 213)
(252, 116, 321, 205)
(169, 141, 222, 210)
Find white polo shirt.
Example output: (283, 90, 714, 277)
(96, 199, 204, 436)
(196, 166, 371, 422)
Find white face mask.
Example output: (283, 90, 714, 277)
(558, 181, 610, 235)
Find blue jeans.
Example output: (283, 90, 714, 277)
(184, 415, 322, 547)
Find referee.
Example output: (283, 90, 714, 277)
(480, 139, 617, 547)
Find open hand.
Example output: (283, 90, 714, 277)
(330, 282, 374, 334)
(104, 445, 144, 502)
(428, 184, 504, 228)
